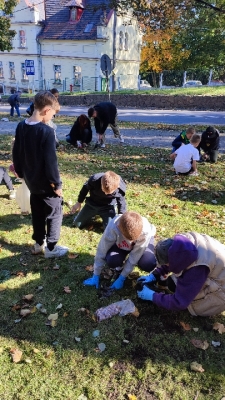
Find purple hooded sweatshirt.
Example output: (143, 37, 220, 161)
(153, 234, 209, 311)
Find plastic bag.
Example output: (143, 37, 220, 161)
(16, 179, 31, 213)
(95, 299, 135, 322)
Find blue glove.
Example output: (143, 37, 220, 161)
(83, 274, 99, 289)
(137, 285, 155, 301)
(110, 275, 126, 290)
(137, 273, 156, 284)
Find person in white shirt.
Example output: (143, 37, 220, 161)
(171, 134, 201, 176)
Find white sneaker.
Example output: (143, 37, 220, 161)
(44, 245, 69, 258)
(9, 189, 16, 200)
(100, 143, 106, 148)
(120, 137, 124, 143)
(31, 242, 45, 255)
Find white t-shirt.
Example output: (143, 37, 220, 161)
(174, 143, 199, 173)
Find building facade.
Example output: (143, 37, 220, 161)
(0, 0, 142, 94)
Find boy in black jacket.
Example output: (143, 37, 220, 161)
(13, 91, 68, 258)
(200, 126, 220, 163)
(71, 171, 127, 229)
(8, 91, 22, 117)
(88, 102, 124, 148)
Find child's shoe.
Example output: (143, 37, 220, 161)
(120, 136, 124, 143)
(9, 189, 16, 200)
(44, 245, 69, 258)
(31, 242, 45, 255)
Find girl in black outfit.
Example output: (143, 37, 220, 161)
(200, 126, 220, 163)
(66, 114, 92, 148)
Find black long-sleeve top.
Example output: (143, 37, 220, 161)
(200, 129, 220, 152)
(13, 120, 62, 194)
(68, 117, 92, 145)
(93, 102, 117, 134)
(77, 172, 127, 213)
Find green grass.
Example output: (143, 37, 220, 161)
(0, 136, 225, 399)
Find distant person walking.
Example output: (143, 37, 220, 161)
(8, 91, 22, 117)
(88, 102, 124, 148)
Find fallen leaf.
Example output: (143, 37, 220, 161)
(40, 308, 47, 315)
(45, 350, 54, 358)
(11, 304, 21, 312)
(56, 303, 63, 310)
(193, 328, 199, 332)
(14, 318, 22, 323)
(33, 348, 40, 353)
(190, 361, 204, 373)
(53, 264, 60, 270)
(20, 309, 31, 317)
(213, 322, 225, 334)
(85, 265, 94, 272)
(0, 284, 6, 291)
(97, 343, 106, 352)
(23, 294, 34, 301)
(212, 341, 221, 347)
(10, 348, 22, 363)
(63, 312, 68, 317)
(131, 307, 140, 317)
(68, 253, 79, 259)
(25, 358, 32, 364)
(127, 395, 137, 400)
(48, 313, 58, 321)
(30, 306, 37, 313)
(191, 339, 209, 350)
(36, 286, 43, 292)
(180, 321, 191, 331)
(92, 330, 100, 337)
(75, 337, 81, 342)
(64, 286, 71, 293)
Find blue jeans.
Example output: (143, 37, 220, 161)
(10, 104, 20, 117)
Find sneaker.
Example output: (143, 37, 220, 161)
(77, 141, 82, 148)
(100, 143, 106, 148)
(120, 137, 124, 143)
(9, 189, 16, 200)
(31, 242, 45, 255)
(44, 245, 69, 258)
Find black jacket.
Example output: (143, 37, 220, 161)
(78, 172, 127, 213)
(93, 102, 117, 134)
(172, 131, 190, 150)
(68, 117, 92, 145)
(8, 94, 20, 107)
(200, 129, 220, 152)
(13, 120, 61, 194)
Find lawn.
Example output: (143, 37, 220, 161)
(0, 136, 225, 400)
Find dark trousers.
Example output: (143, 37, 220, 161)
(30, 193, 63, 250)
(105, 243, 157, 273)
(10, 104, 20, 117)
(208, 150, 219, 163)
(74, 197, 116, 229)
(0, 167, 13, 190)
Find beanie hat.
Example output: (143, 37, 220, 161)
(155, 238, 173, 265)
(206, 126, 216, 135)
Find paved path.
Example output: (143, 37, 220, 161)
(1, 119, 225, 152)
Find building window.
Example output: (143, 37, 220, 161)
(54, 65, 61, 83)
(73, 66, 81, 85)
(0, 61, 3, 78)
(9, 62, 15, 79)
(19, 30, 26, 48)
(70, 7, 77, 21)
(21, 63, 28, 80)
(119, 31, 123, 50)
(125, 32, 129, 50)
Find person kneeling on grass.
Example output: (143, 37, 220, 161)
(171, 126, 196, 152)
(71, 171, 126, 230)
(66, 114, 92, 148)
(170, 133, 201, 176)
(83, 211, 157, 290)
(200, 126, 220, 163)
(137, 232, 225, 317)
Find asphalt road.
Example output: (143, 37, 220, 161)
(1, 105, 225, 125)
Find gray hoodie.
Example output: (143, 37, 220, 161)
(94, 215, 156, 277)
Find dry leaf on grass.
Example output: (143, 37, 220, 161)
(20, 309, 31, 317)
(23, 294, 34, 301)
(213, 322, 225, 334)
(48, 313, 58, 321)
(190, 362, 204, 373)
(180, 321, 191, 331)
(0, 285, 6, 291)
(56, 303, 63, 310)
(85, 265, 94, 272)
(10, 348, 22, 363)
(131, 307, 140, 317)
(128, 395, 137, 400)
(64, 286, 71, 293)
(68, 253, 79, 259)
(191, 339, 209, 350)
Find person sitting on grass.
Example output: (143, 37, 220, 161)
(71, 171, 126, 230)
(170, 133, 201, 176)
(171, 126, 195, 152)
(66, 114, 92, 148)
(200, 126, 220, 163)
(83, 211, 157, 290)
(137, 232, 225, 317)
(0, 166, 16, 200)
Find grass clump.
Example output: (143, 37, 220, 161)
(0, 136, 225, 399)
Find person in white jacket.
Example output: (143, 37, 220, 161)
(83, 211, 156, 289)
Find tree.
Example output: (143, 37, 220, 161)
(0, 0, 18, 51)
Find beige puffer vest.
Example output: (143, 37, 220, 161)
(176, 232, 225, 316)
